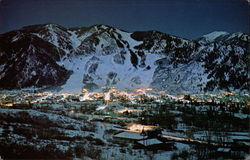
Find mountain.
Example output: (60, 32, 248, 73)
(0, 27, 71, 89)
(0, 24, 249, 94)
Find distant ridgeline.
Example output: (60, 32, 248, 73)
(0, 24, 249, 94)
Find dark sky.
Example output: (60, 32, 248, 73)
(0, 0, 249, 39)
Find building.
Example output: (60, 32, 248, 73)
(135, 138, 175, 150)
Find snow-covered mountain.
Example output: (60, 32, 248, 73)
(0, 24, 249, 94)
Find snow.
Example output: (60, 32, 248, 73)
(31, 71, 36, 76)
(56, 144, 69, 153)
(58, 55, 91, 93)
(10, 134, 26, 140)
(137, 138, 163, 146)
(104, 91, 111, 101)
(113, 131, 144, 140)
(46, 24, 60, 48)
(0, 64, 6, 72)
(202, 31, 229, 42)
(227, 32, 243, 40)
(57, 50, 163, 93)
(96, 104, 108, 111)
(32, 33, 42, 39)
(234, 113, 249, 119)
(92, 53, 163, 90)
(0, 127, 3, 135)
(11, 35, 20, 42)
(116, 29, 143, 50)
(0, 108, 86, 130)
(75, 26, 99, 41)
(68, 30, 81, 48)
(175, 142, 191, 150)
(228, 132, 250, 136)
(230, 135, 249, 140)
(152, 60, 209, 94)
(217, 148, 231, 152)
(61, 129, 89, 137)
(79, 92, 93, 101)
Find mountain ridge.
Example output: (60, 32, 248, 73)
(0, 23, 249, 94)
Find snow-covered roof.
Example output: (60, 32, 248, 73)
(137, 138, 163, 146)
(113, 131, 144, 140)
(217, 148, 231, 152)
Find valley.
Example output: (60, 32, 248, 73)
(0, 88, 249, 159)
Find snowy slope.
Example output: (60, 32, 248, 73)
(57, 55, 91, 93)
(58, 52, 163, 93)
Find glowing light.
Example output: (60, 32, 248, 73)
(104, 91, 111, 101)
(79, 92, 92, 101)
(115, 108, 143, 113)
(81, 88, 88, 93)
(5, 103, 13, 107)
(135, 88, 152, 93)
(127, 124, 156, 133)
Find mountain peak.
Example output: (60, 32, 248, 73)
(201, 31, 229, 42)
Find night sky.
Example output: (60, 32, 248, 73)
(0, 0, 248, 39)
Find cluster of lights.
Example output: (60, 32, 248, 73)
(127, 124, 156, 133)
